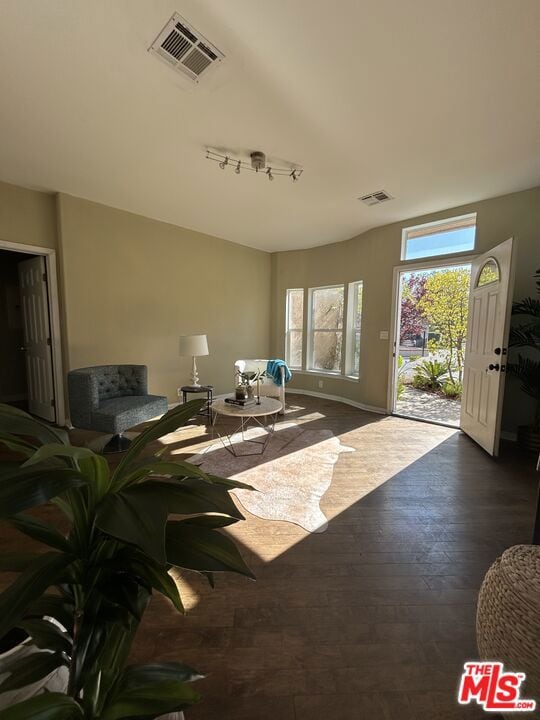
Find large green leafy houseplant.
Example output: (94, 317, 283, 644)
(0, 400, 254, 718)
(508, 269, 540, 447)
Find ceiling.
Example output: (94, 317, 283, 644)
(0, 0, 539, 252)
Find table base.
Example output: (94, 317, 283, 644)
(213, 412, 278, 457)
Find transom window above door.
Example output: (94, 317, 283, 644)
(401, 213, 476, 261)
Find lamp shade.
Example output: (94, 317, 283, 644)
(179, 334, 209, 357)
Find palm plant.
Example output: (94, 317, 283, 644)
(0, 400, 254, 719)
(412, 359, 448, 392)
(508, 269, 540, 433)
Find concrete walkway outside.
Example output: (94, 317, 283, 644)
(396, 386, 461, 426)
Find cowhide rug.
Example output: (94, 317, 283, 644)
(190, 422, 354, 533)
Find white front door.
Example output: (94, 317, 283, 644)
(460, 238, 515, 456)
(18, 256, 56, 422)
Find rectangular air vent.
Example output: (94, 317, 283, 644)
(359, 190, 393, 206)
(149, 13, 224, 82)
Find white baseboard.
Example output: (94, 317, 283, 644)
(171, 390, 386, 416)
(288, 388, 387, 415)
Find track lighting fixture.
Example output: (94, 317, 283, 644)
(206, 149, 303, 183)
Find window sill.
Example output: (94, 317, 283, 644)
(293, 370, 360, 382)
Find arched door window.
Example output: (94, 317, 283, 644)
(476, 258, 500, 287)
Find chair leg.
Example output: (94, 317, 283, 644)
(102, 433, 132, 454)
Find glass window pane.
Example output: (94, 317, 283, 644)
(353, 331, 360, 375)
(402, 215, 476, 261)
(477, 259, 499, 287)
(288, 330, 303, 368)
(405, 227, 475, 260)
(355, 283, 363, 329)
(312, 287, 344, 329)
(312, 331, 342, 371)
(288, 289, 304, 329)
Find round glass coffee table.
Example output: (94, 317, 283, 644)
(211, 396, 283, 456)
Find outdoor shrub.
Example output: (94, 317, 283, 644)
(397, 355, 406, 399)
(442, 380, 463, 399)
(412, 359, 448, 391)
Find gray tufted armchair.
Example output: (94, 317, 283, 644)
(67, 365, 168, 452)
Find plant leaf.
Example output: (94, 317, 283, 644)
(508, 356, 540, 398)
(117, 459, 212, 492)
(129, 554, 184, 613)
(205, 473, 256, 491)
(27, 594, 74, 633)
(100, 680, 201, 720)
(177, 514, 238, 529)
(0, 650, 67, 693)
(79, 454, 110, 505)
(0, 404, 68, 446)
(0, 466, 85, 519)
(512, 297, 540, 317)
(9, 514, 71, 552)
(0, 431, 37, 458)
(148, 478, 246, 520)
(0, 552, 74, 640)
(117, 662, 203, 692)
(97, 477, 244, 562)
(0, 693, 83, 719)
(147, 460, 212, 482)
(166, 520, 255, 579)
(18, 618, 72, 654)
(112, 399, 206, 483)
(201, 571, 215, 588)
(22, 443, 95, 468)
(95, 485, 170, 562)
(97, 576, 145, 621)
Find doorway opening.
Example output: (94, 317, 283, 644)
(0, 242, 64, 425)
(392, 261, 472, 427)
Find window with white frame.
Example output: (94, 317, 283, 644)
(285, 288, 304, 369)
(345, 281, 363, 376)
(308, 285, 344, 373)
(401, 213, 476, 261)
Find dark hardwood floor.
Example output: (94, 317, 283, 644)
(2, 394, 537, 718)
(133, 395, 537, 719)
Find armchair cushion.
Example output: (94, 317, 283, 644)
(91, 395, 167, 434)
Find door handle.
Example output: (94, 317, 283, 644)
(19, 346, 28, 352)
(488, 363, 500, 371)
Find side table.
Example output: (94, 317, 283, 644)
(180, 385, 214, 419)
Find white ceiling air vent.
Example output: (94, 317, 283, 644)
(359, 190, 394, 206)
(149, 13, 224, 82)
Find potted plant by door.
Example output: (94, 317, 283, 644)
(508, 269, 540, 452)
(0, 400, 254, 718)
